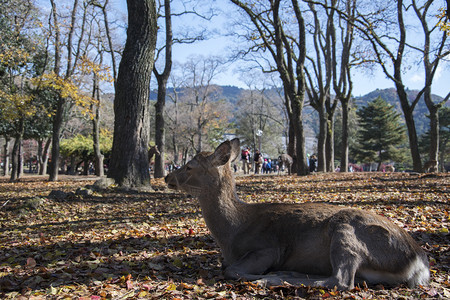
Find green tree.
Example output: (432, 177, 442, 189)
(60, 130, 112, 175)
(355, 97, 407, 170)
(0, 0, 44, 181)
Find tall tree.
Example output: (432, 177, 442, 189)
(153, 0, 172, 179)
(411, 0, 449, 167)
(47, 0, 91, 181)
(231, 0, 309, 175)
(353, 0, 449, 172)
(152, 1, 211, 178)
(332, 0, 356, 173)
(108, 0, 157, 188)
(0, 0, 42, 181)
(305, 1, 331, 173)
(355, 97, 406, 170)
(182, 56, 224, 153)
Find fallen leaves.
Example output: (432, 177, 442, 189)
(0, 172, 448, 299)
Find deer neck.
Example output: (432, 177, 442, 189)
(197, 167, 246, 243)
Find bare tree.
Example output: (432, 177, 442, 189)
(182, 56, 224, 153)
(305, 1, 333, 172)
(48, 0, 89, 181)
(152, 0, 213, 178)
(108, 0, 157, 188)
(153, 0, 173, 179)
(231, 0, 309, 175)
(352, 0, 449, 171)
(332, 0, 356, 173)
(411, 0, 450, 167)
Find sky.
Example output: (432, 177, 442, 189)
(43, 0, 450, 98)
(155, 1, 449, 98)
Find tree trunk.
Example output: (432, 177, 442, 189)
(292, 93, 308, 176)
(18, 141, 23, 177)
(10, 118, 24, 181)
(340, 99, 349, 172)
(317, 105, 327, 172)
(10, 138, 20, 182)
(326, 112, 335, 172)
(426, 99, 439, 164)
(92, 72, 104, 177)
(395, 84, 422, 171)
(154, 80, 167, 178)
(108, 0, 157, 188)
(92, 108, 104, 176)
(49, 96, 65, 181)
(153, 0, 173, 179)
(37, 138, 51, 175)
(2, 136, 10, 176)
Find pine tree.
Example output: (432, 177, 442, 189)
(355, 97, 407, 170)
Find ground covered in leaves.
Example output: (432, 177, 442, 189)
(0, 172, 448, 299)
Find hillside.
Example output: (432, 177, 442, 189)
(354, 88, 445, 135)
(146, 86, 444, 136)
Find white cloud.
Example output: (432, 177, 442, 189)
(434, 65, 442, 80)
(410, 74, 423, 83)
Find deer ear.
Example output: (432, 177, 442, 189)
(229, 138, 240, 162)
(210, 140, 232, 166)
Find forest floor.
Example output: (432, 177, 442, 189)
(0, 172, 448, 299)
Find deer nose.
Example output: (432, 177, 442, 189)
(164, 174, 169, 183)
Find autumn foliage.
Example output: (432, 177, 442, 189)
(0, 172, 448, 299)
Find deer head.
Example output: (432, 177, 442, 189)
(165, 139, 240, 196)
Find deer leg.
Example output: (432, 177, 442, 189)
(223, 248, 280, 282)
(314, 224, 363, 290)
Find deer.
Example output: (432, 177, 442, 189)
(165, 139, 430, 290)
(148, 145, 160, 164)
(422, 160, 438, 173)
(278, 153, 293, 175)
(385, 165, 395, 172)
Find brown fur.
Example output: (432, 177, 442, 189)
(165, 139, 429, 290)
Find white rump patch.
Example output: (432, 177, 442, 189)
(358, 256, 429, 287)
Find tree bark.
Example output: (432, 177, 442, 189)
(10, 118, 24, 181)
(92, 73, 104, 177)
(10, 138, 20, 182)
(2, 136, 10, 176)
(49, 96, 65, 181)
(326, 112, 335, 172)
(37, 137, 51, 175)
(108, 0, 157, 188)
(340, 99, 349, 172)
(317, 105, 327, 172)
(153, 0, 173, 178)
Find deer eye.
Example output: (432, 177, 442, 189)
(186, 166, 192, 171)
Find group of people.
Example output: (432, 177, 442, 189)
(240, 147, 280, 174)
(240, 147, 320, 175)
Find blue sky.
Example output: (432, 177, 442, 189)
(43, 0, 449, 98)
(150, 1, 449, 98)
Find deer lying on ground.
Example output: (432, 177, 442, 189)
(278, 153, 293, 175)
(385, 165, 395, 172)
(165, 139, 429, 290)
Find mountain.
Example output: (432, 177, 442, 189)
(146, 85, 444, 136)
(354, 88, 445, 136)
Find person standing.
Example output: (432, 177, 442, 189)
(254, 149, 262, 174)
(241, 147, 250, 174)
